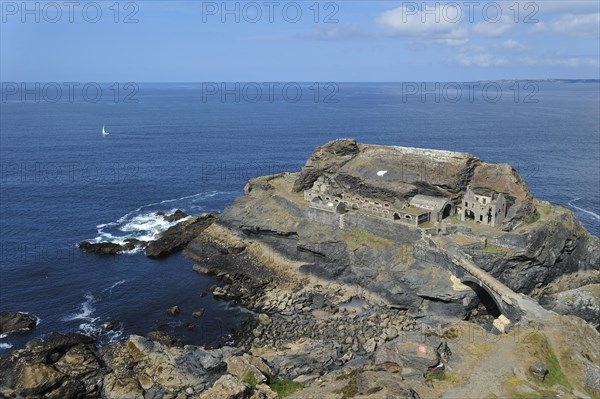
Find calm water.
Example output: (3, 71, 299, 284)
(1, 82, 599, 352)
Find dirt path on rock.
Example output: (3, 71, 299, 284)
(442, 336, 519, 399)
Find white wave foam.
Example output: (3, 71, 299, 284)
(0, 343, 13, 349)
(87, 191, 235, 247)
(102, 280, 128, 297)
(105, 280, 127, 291)
(78, 321, 124, 344)
(104, 328, 124, 344)
(568, 198, 600, 221)
(63, 293, 97, 322)
(0, 334, 7, 339)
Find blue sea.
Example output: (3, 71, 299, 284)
(1, 82, 599, 352)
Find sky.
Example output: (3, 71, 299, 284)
(1, 0, 599, 81)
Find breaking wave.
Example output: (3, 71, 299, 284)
(568, 198, 600, 221)
(62, 293, 97, 323)
(88, 191, 235, 247)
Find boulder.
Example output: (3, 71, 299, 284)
(102, 335, 226, 391)
(166, 305, 180, 316)
(193, 308, 206, 318)
(0, 311, 37, 335)
(529, 361, 548, 382)
(198, 374, 250, 399)
(163, 209, 189, 222)
(146, 331, 182, 347)
(78, 241, 123, 255)
(374, 338, 440, 378)
(226, 355, 272, 384)
(583, 359, 600, 396)
(15, 363, 64, 396)
(122, 238, 147, 251)
(269, 340, 342, 380)
(145, 214, 216, 258)
(102, 374, 144, 399)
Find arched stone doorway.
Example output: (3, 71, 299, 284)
(442, 204, 452, 219)
(461, 280, 503, 319)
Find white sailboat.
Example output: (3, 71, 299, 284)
(102, 125, 109, 136)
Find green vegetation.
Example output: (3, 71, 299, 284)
(393, 243, 415, 265)
(508, 330, 572, 398)
(503, 377, 555, 399)
(335, 377, 358, 398)
(341, 229, 393, 251)
(268, 379, 304, 397)
(428, 325, 460, 340)
(544, 344, 570, 388)
(242, 371, 258, 388)
(526, 211, 541, 225)
(481, 244, 511, 255)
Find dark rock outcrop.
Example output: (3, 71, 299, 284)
(78, 241, 124, 255)
(190, 140, 599, 323)
(292, 138, 360, 192)
(78, 239, 147, 255)
(539, 284, 600, 329)
(0, 312, 37, 335)
(162, 209, 189, 222)
(145, 213, 216, 258)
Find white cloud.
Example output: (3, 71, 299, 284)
(528, 21, 548, 34)
(500, 39, 526, 51)
(375, 5, 468, 46)
(454, 53, 506, 68)
(473, 16, 514, 38)
(550, 14, 600, 38)
(523, 56, 600, 68)
(535, 1, 599, 15)
(527, 13, 600, 37)
(305, 24, 373, 41)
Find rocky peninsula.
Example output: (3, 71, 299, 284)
(1, 140, 599, 399)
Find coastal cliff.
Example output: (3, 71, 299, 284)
(188, 140, 599, 322)
(2, 140, 599, 399)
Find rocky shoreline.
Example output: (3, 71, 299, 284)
(2, 140, 600, 399)
(78, 211, 216, 258)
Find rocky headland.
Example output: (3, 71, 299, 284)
(2, 140, 599, 399)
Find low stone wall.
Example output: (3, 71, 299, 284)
(272, 196, 421, 242)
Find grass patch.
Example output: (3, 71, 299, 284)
(335, 376, 359, 398)
(393, 243, 415, 265)
(268, 379, 304, 398)
(481, 244, 511, 255)
(526, 211, 541, 224)
(544, 344, 570, 388)
(242, 371, 258, 388)
(519, 330, 571, 391)
(503, 377, 555, 399)
(341, 229, 393, 252)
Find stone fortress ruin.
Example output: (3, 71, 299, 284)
(304, 175, 507, 228)
(457, 186, 507, 227)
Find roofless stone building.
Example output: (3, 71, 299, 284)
(304, 176, 509, 229)
(304, 176, 451, 227)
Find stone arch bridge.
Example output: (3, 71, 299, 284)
(434, 242, 551, 326)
